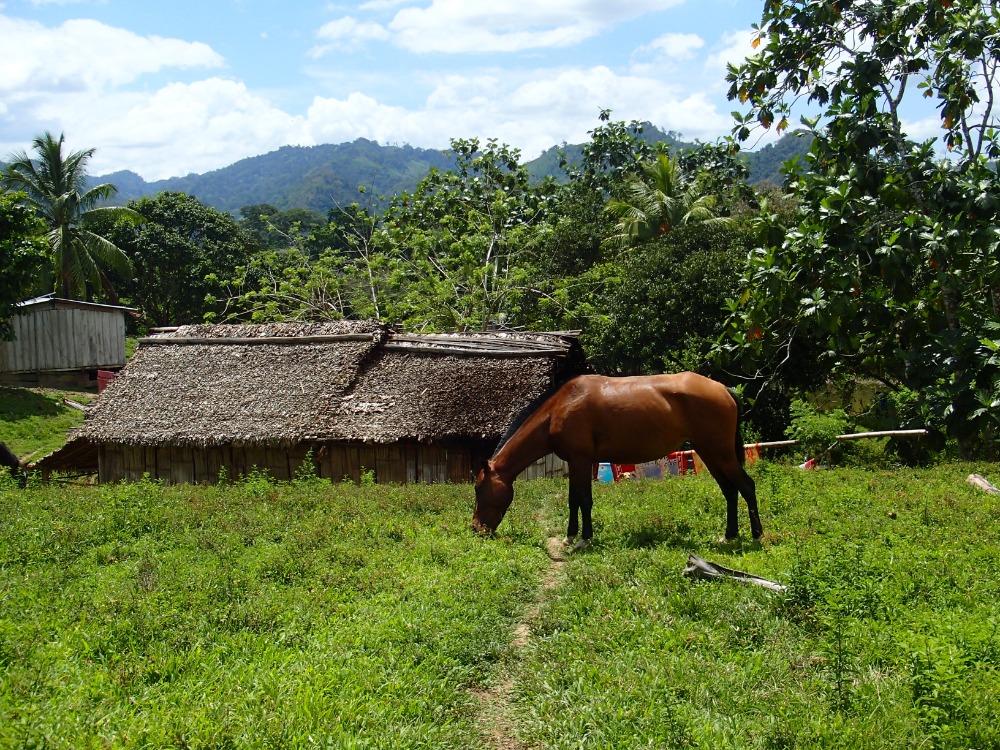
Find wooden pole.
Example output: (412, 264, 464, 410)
(666, 429, 929, 457)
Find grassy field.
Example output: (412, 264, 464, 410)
(2, 461, 999, 748)
(0, 387, 92, 462)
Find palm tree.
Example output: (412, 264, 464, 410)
(604, 154, 732, 250)
(1, 132, 142, 301)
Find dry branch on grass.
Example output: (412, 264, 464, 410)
(682, 554, 787, 592)
(968, 473, 1000, 495)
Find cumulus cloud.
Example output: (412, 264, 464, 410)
(6, 58, 737, 180)
(630, 32, 704, 75)
(27, 78, 305, 180)
(314, 0, 688, 55)
(0, 15, 222, 95)
(310, 16, 390, 56)
(300, 65, 732, 163)
(704, 30, 757, 80)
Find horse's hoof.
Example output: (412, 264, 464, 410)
(718, 535, 738, 545)
(570, 538, 591, 553)
(562, 536, 575, 548)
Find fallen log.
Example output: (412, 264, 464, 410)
(967, 473, 1000, 495)
(682, 554, 787, 593)
(63, 398, 89, 413)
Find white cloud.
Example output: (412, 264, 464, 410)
(358, 0, 414, 10)
(630, 32, 704, 75)
(11, 58, 737, 181)
(643, 32, 704, 60)
(300, 65, 732, 164)
(0, 4, 747, 182)
(705, 30, 756, 78)
(31, 78, 306, 180)
(310, 16, 390, 56)
(314, 0, 687, 55)
(0, 15, 223, 95)
(902, 115, 944, 143)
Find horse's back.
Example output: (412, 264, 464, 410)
(549, 372, 737, 462)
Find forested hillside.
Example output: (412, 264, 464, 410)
(97, 140, 457, 214)
(87, 129, 808, 215)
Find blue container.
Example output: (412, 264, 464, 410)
(595, 462, 615, 483)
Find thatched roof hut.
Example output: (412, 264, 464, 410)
(34, 322, 588, 484)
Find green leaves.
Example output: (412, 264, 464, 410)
(2, 132, 138, 302)
(724, 0, 1000, 453)
(0, 192, 48, 339)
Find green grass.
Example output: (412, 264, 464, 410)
(0, 473, 549, 748)
(2, 462, 999, 748)
(0, 387, 92, 462)
(515, 462, 1000, 749)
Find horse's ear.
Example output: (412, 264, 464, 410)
(480, 458, 490, 474)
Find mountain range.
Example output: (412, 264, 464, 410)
(65, 126, 811, 216)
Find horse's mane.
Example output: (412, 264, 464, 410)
(493, 376, 577, 458)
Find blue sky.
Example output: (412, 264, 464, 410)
(1, 0, 767, 180)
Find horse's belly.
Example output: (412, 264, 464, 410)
(593, 428, 683, 464)
(554, 405, 684, 463)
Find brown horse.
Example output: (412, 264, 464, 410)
(0, 440, 25, 487)
(473, 372, 762, 547)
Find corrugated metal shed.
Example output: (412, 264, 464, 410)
(0, 295, 137, 374)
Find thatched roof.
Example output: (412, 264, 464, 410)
(68, 321, 587, 449)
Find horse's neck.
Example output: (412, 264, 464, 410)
(493, 412, 552, 481)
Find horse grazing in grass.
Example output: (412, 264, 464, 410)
(0, 440, 25, 487)
(472, 372, 762, 548)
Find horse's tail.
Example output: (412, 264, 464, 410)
(728, 388, 746, 467)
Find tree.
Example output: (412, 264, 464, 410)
(0, 191, 48, 339)
(725, 0, 1000, 454)
(106, 192, 259, 327)
(239, 204, 326, 252)
(375, 137, 558, 331)
(604, 154, 733, 249)
(1, 132, 141, 301)
(587, 221, 753, 376)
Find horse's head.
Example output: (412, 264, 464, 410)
(471, 460, 513, 535)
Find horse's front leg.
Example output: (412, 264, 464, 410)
(565, 492, 579, 547)
(565, 462, 593, 551)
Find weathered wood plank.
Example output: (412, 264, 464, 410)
(418, 445, 447, 483)
(448, 447, 471, 483)
(144, 446, 158, 481)
(171, 446, 195, 485)
(358, 446, 377, 481)
(243, 446, 269, 479)
(193, 447, 210, 484)
(100, 445, 124, 483)
(121, 444, 137, 482)
(201, 447, 218, 484)
(403, 442, 418, 484)
(288, 445, 314, 480)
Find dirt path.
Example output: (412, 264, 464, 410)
(472, 536, 569, 750)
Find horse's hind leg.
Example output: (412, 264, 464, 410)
(735, 467, 763, 539)
(701, 454, 763, 541)
(705, 467, 740, 541)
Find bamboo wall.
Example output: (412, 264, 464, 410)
(0, 305, 127, 374)
(98, 440, 568, 485)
